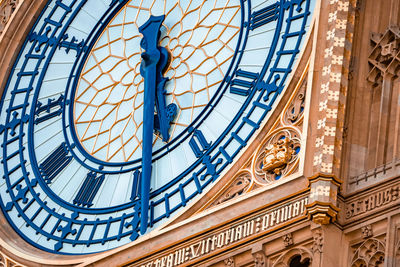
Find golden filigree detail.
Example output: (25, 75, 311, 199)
(74, 0, 241, 162)
(253, 128, 301, 184)
(262, 138, 295, 175)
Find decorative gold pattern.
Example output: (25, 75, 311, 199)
(253, 128, 301, 184)
(74, 0, 241, 162)
(262, 138, 295, 176)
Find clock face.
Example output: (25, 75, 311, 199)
(0, 0, 315, 254)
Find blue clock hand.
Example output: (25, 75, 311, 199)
(154, 47, 177, 142)
(139, 15, 164, 235)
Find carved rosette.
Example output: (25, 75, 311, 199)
(253, 128, 301, 184)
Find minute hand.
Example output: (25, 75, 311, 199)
(138, 15, 165, 234)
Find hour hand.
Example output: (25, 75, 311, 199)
(138, 15, 165, 234)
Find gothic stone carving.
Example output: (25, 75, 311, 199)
(253, 128, 301, 184)
(271, 247, 312, 267)
(283, 79, 306, 125)
(211, 171, 252, 207)
(312, 228, 323, 254)
(368, 25, 400, 84)
(283, 233, 294, 247)
(262, 138, 295, 175)
(361, 225, 373, 239)
(253, 251, 266, 267)
(306, 174, 342, 224)
(0, 248, 26, 267)
(0, 0, 18, 35)
(350, 238, 385, 267)
(224, 257, 235, 267)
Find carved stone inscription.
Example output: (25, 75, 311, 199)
(345, 184, 400, 219)
(138, 197, 308, 267)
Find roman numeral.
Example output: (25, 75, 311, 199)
(189, 128, 211, 158)
(39, 142, 72, 184)
(35, 95, 64, 124)
(229, 69, 259, 96)
(73, 172, 105, 207)
(59, 34, 88, 56)
(130, 169, 141, 201)
(250, 2, 280, 30)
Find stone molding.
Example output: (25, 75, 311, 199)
(0, 246, 27, 267)
(0, 0, 19, 37)
(129, 194, 309, 267)
(305, 174, 342, 224)
(348, 159, 400, 191)
(344, 177, 400, 222)
(271, 247, 312, 267)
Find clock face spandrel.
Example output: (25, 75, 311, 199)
(0, 0, 315, 254)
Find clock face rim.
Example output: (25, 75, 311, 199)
(0, 0, 315, 255)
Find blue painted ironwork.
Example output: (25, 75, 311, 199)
(73, 172, 105, 207)
(0, 111, 29, 136)
(34, 94, 65, 124)
(130, 169, 141, 201)
(55, 212, 78, 251)
(229, 69, 260, 96)
(28, 26, 57, 52)
(250, 2, 280, 30)
(188, 128, 212, 158)
(138, 15, 170, 234)
(39, 142, 72, 184)
(59, 34, 88, 56)
(0, 0, 314, 255)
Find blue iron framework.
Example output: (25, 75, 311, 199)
(0, 0, 314, 254)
